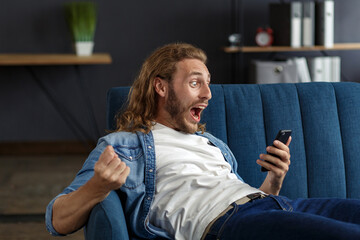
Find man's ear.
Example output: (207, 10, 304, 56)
(154, 77, 167, 97)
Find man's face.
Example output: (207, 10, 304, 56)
(156, 58, 212, 134)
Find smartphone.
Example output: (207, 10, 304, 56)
(261, 130, 292, 172)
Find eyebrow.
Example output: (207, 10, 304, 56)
(189, 71, 211, 80)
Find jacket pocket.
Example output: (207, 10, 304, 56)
(113, 145, 145, 189)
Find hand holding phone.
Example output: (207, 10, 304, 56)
(261, 130, 292, 172)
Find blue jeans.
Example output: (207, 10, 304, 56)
(204, 195, 360, 240)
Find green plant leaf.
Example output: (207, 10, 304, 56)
(64, 2, 97, 42)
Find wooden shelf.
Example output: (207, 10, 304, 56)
(224, 43, 360, 53)
(0, 53, 112, 66)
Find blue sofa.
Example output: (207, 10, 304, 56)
(85, 82, 360, 240)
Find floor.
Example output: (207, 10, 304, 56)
(0, 154, 87, 239)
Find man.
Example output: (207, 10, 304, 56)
(46, 43, 360, 239)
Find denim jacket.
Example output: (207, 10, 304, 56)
(45, 130, 243, 239)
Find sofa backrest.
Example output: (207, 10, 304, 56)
(106, 82, 360, 199)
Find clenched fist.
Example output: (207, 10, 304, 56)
(91, 145, 130, 197)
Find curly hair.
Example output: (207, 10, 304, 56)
(115, 43, 207, 134)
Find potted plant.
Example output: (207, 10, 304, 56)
(64, 2, 97, 56)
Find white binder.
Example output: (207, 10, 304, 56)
(291, 2, 302, 48)
(308, 56, 341, 82)
(308, 57, 325, 82)
(316, 0, 334, 48)
(302, 1, 315, 47)
(331, 57, 341, 82)
(293, 57, 311, 82)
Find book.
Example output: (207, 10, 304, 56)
(302, 1, 315, 47)
(270, 2, 302, 47)
(316, 0, 334, 47)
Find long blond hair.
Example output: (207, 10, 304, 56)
(115, 43, 207, 133)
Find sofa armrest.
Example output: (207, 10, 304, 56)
(84, 190, 129, 240)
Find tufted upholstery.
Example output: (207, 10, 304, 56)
(86, 82, 360, 239)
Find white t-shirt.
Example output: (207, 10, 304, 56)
(149, 123, 262, 240)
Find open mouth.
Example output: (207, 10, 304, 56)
(190, 105, 206, 122)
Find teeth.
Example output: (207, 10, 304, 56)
(198, 106, 205, 109)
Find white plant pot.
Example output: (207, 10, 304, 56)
(75, 41, 94, 56)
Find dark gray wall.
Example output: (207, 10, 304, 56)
(1, 0, 359, 142)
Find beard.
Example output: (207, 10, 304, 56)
(165, 85, 199, 134)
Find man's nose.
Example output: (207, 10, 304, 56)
(200, 84, 212, 100)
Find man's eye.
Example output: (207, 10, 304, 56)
(190, 81, 198, 87)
